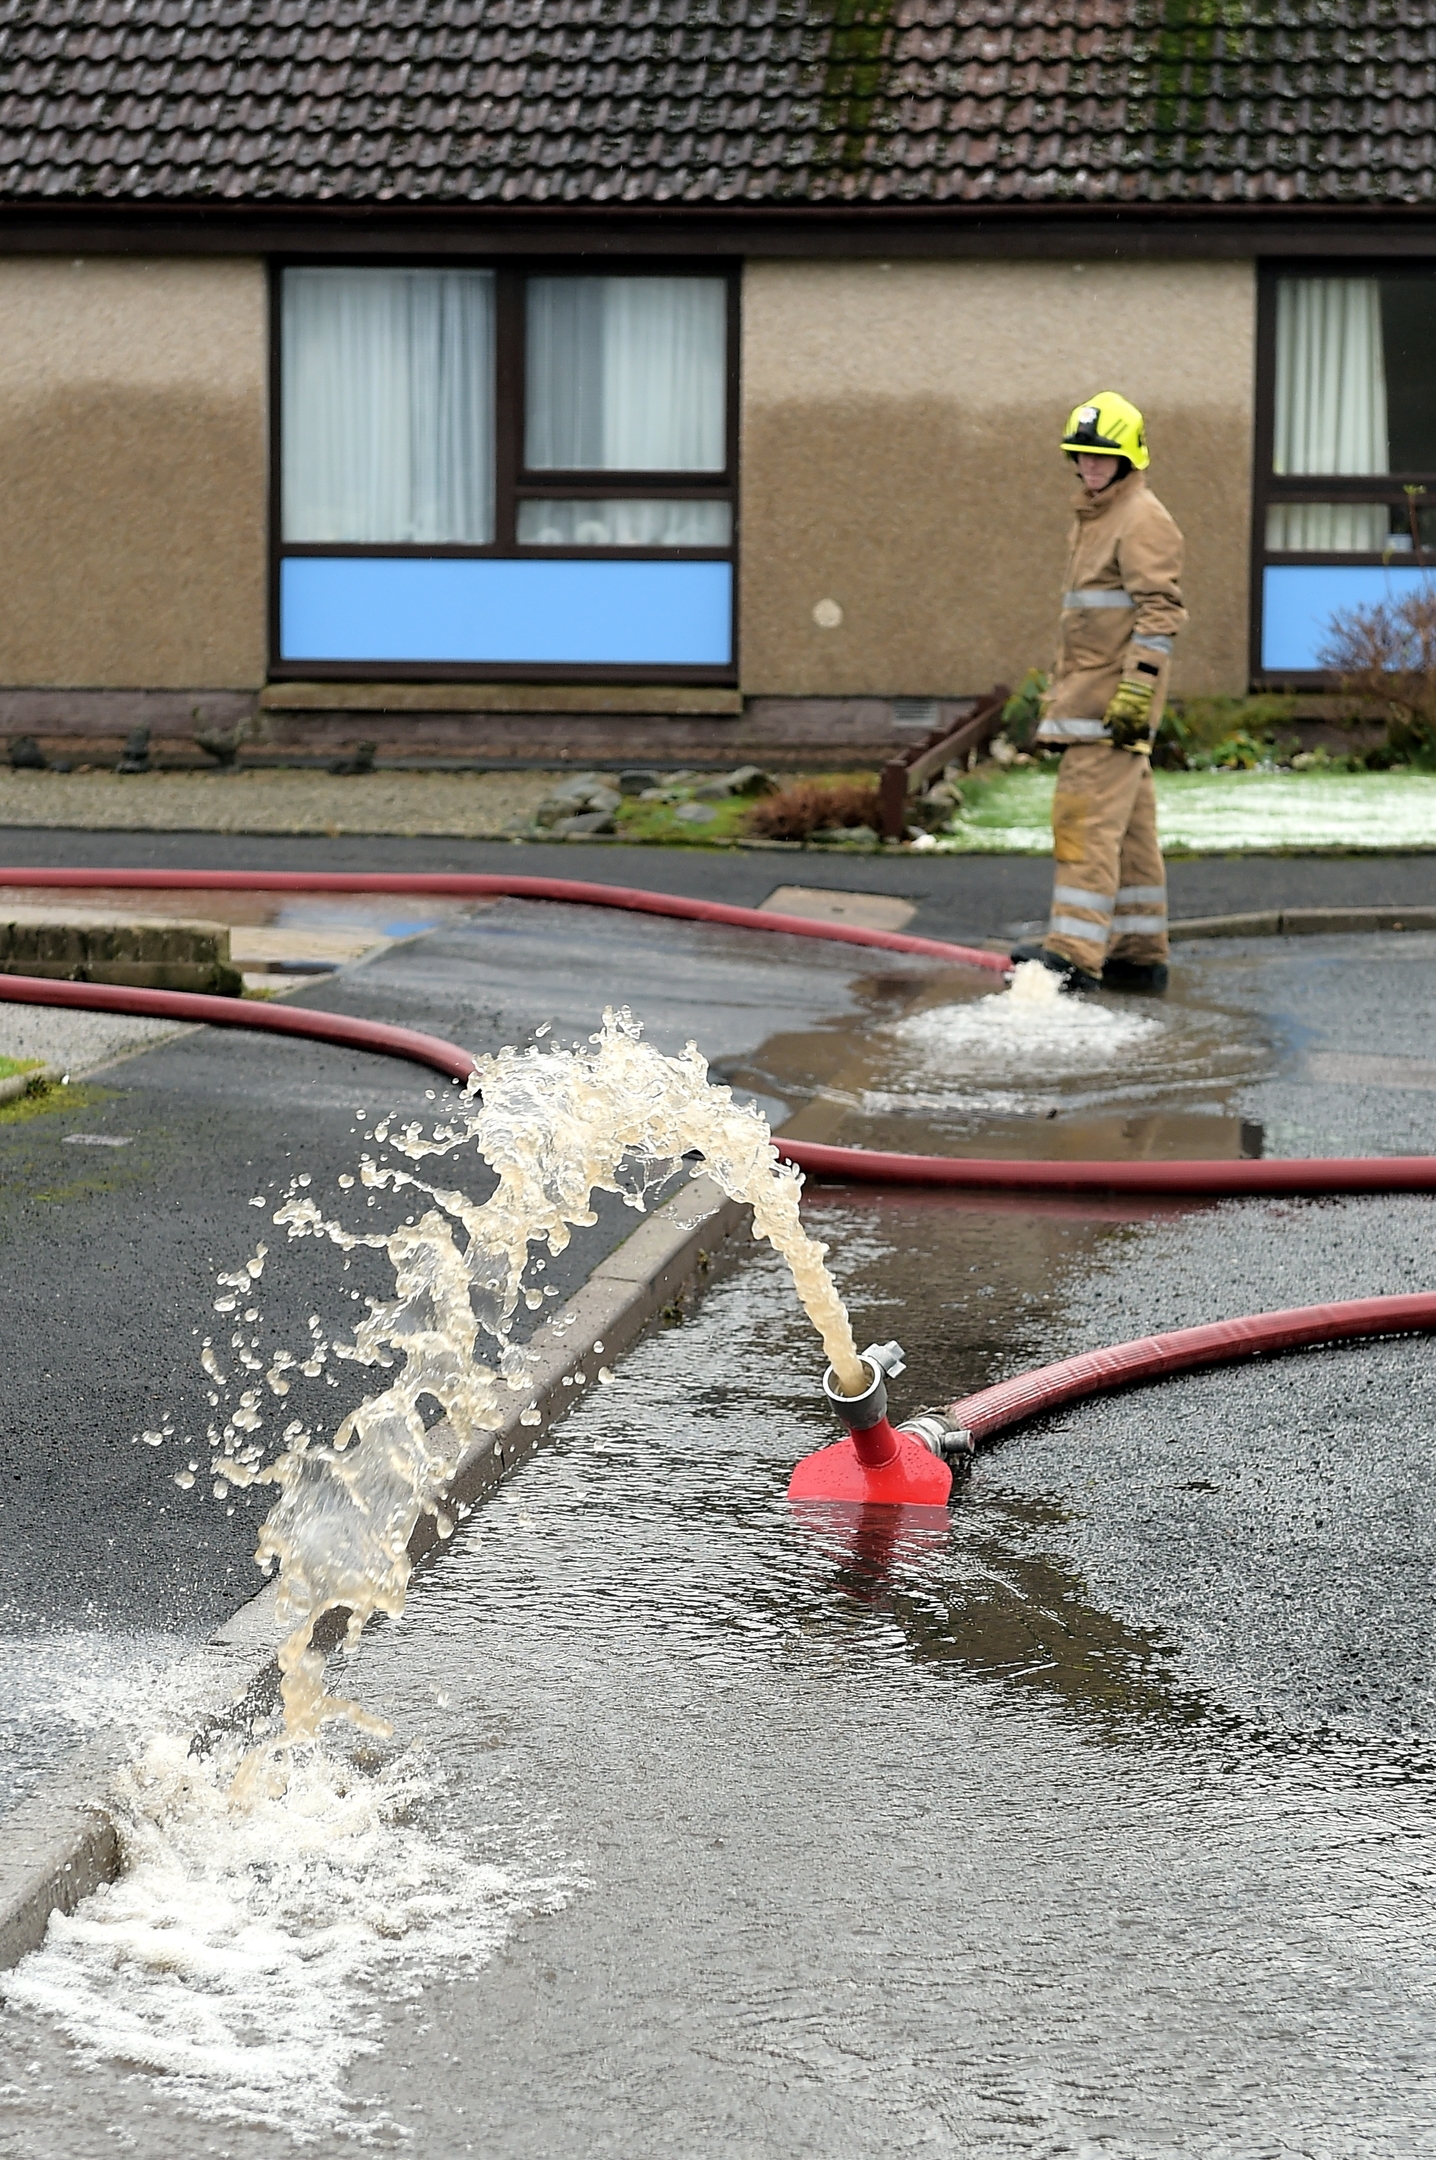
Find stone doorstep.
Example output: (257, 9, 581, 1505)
(0, 909, 242, 995)
(0, 905, 231, 961)
(0, 912, 398, 991)
(0, 1174, 748, 1973)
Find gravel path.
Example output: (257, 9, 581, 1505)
(0, 768, 558, 837)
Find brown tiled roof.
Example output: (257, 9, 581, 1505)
(0, 0, 1432, 210)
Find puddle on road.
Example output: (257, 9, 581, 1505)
(720, 951, 1277, 1157)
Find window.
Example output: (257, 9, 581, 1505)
(276, 265, 736, 678)
(283, 269, 496, 545)
(1256, 269, 1436, 677)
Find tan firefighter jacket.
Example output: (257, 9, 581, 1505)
(1036, 470, 1187, 749)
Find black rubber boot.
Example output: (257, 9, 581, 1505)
(1009, 941, 1103, 995)
(1101, 956, 1169, 994)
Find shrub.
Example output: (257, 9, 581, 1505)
(1319, 586, 1436, 760)
(1159, 693, 1297, 769)
(1184, 730, 1270, 771)
(1000, 669, 1049, 748)
(745, 777, 882, 841)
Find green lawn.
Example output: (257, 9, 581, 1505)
(941, 767, 1436, 854)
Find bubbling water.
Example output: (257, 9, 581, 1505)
(1007, 957, 1064, 1006)
(202, 1010, 864, 1758)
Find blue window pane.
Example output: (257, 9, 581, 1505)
(1262, 564, 1436, 670)
(281, 557, 732, 666)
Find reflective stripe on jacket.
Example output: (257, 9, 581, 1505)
(1038, 471, 1187, 747)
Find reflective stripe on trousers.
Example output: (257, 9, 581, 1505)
(1053, 884, 1114, 914)
(1049, 914, 1110, 942)
(1047, 884, 1116, 947)
(1113, 883, 1167, 938)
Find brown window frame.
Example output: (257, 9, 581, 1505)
(1252, 258, 1436, 688)
(268, 256, 741, 684)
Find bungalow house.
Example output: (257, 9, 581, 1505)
(0, 0, 1432, 766)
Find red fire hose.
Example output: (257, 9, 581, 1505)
(0, 866, 1011, 976)
(6, 971, 1434, 1201)
(7, 862, 1436, 1194)
(777, 1138, 1436, 1198)
(944, 1293, 1436, 1444)
(0, 971, 478, 1082)
(4, 865, 1434, 1504)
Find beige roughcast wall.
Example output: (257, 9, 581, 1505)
(740, 258, 1256, 700)
(0, 257, 267, 689)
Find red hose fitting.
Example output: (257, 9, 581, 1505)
(788, 1346, 954, 1507)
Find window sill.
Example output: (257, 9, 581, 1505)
(261, 681, 743, 716)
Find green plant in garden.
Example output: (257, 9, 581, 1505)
(1158, 693, 1297, 768)
(1184, 729, 1273, 771)
(1000, 669, 1049, 747)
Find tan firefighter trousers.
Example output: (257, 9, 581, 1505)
(1041, 743, 1168, 977)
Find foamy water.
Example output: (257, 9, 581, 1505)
(894, 959, 1163, 1075)
(0, 1632, 228, 1813)
(2, 1730, 570, 2142)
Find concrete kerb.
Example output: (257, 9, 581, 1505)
(1169, 906, 1436, 939)
(981, 907, 1436, 958)
(0, 1060, 61, 1106)
(0, 1170, 747, 1974)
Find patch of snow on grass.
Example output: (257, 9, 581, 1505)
(936, 768, 1436, 854)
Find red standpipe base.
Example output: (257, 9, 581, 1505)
(787, 1415, 953, 1506)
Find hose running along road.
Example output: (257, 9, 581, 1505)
(2, 866, 1432, 1445)
(0, 866, 1012, 977)
(944, 1295, 1436, 1445)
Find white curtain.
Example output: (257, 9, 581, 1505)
(525, 277, 727, 471)
(283, 268, 495, 543)
(516, 498, 731, 546)
(1274, 277, 1389, 478)
(1265, 502, 1390, 552)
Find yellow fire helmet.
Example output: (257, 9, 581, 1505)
(1061, 392, 1149, 470)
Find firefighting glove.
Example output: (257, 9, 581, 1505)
(1103, 666, 1159, 751)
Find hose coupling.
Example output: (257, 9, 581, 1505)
(822, 1340, 906, 1432)
(897, 1411, 976, 1464)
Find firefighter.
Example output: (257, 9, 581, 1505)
(1010, 392, 1187, 994)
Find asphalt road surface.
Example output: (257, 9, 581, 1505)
(3, 823, 1436, 941)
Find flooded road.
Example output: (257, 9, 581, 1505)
(3, 926, 1436, 2154)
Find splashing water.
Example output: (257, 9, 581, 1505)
(1007, 957, 1065, 1007)
(1, 1730, 568, 2142)
(894, 957, 1163, 1073)
(201, 1009, 865, 1755)
(2, 1013, 874, 2132)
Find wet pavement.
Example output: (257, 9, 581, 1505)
(1, 892, 1435, 2155)
(0, 899, 932, 1805)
